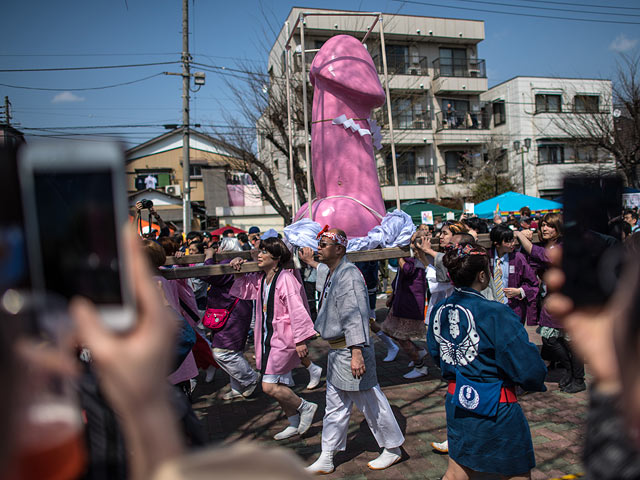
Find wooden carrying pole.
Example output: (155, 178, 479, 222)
(159, 232, 534, 279)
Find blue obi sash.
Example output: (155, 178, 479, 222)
(451, 370, 502, 418)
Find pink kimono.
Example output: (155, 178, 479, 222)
(230, 270, 317, 375)
(155, 275, 199, 385)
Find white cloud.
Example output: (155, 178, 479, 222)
(51, 91, 85, 103)
(609, 33, 638, 53)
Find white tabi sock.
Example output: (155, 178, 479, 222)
(306, 450, 335, 474)
(377, 331, 399, 362)
(274, 414, 300, 440)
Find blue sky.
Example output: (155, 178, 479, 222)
(2, 0, 638, 147)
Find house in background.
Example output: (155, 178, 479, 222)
(481, 76, 615, 199)
(125, 127, 282, 231)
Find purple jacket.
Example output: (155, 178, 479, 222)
(202, 258, 253, 351)
(526, 243, 562, 329)
(489, 249, 539, 325)
(391, 257, 427, 320)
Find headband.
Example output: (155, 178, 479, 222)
(317, 225, 348, 247)
(444, 243, 486, 257)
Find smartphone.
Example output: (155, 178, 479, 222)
(18, 140, 135, 331)
(562, 175, 623, 308)
(0, 145, 30, 291)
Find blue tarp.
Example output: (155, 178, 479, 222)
(474, 191, 563, 219)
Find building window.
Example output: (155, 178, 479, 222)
(485, 148, 508, 173)
(566, 144, 598, 162)
(444, 151, 463, 176)
(535, 94, 562, 113)
(189, 165, 202, 178)
(538, 143, 565, 164)
(492, 101, 506, 126)
(390, 95, 430, 129)
(134, 171, 172, 190)
(386, 150, 416, 184)
(574, 95, 599, 113)
(438, 48, 467, 77)
(385, 44, 409, 75)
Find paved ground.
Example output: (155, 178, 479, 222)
(192, 313, 587, 480)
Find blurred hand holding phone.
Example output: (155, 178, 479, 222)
(18, 140, 135, 331)
(562, 175, 624, 308)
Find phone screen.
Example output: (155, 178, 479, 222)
(32, 170, 123, 304)
(562, 175, 623, 307)
(0, 146, 30, 291)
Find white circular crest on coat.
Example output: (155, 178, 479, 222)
(432, 303, 480, 366)
(458, 385, 480, 410)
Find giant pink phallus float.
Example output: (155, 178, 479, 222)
(293, 35, 387, 239)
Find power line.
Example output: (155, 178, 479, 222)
(0, 52, 180, 57)
(0, 73, 164, 91)
(190, 61, 269, 78)
(22, 123, 256, 131)
(0, 61, 179, 73)
(394, 0, 640, 24)
(450, 0, 640, 17)
(517, 0, 640, 11)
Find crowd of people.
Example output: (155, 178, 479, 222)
(3, 202, 640, 479)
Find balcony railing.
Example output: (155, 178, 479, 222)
(435, 110, 490, 131)
(372, 53, 429, 76)
(377, 110, 432, 130)
(393, 112, 432, 130)
(432, 58, 486, 79)
(416, 165, 435, 185)
(374, 108, 432, 130)
(381, 165, 435, 186)
(438, 165, 469, 184)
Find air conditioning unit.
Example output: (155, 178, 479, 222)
(165, 185, 181, 196)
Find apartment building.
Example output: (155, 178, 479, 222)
(264, 7, 492, 206)
(480, 76, 615, 199)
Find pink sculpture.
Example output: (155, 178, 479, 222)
(293, 34, 387, 238)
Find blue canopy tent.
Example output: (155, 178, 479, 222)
(474, 191, 563, 219)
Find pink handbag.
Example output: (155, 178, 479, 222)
(203, 298, 239, 331)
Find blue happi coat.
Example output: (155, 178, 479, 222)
(427, 287, 547, 476)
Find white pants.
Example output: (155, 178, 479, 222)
(213, 348, 259, 392)
(321, 380, 405, 452)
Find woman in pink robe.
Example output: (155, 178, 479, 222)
(230, 237, 319, 441)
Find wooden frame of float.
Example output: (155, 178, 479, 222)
(159, 233, 538, 279)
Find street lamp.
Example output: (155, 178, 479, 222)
(513, 138, 531, 195)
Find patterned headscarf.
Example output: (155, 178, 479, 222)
(317, 225, 348, 247)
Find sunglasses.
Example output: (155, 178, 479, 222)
(318, 241, 337, 249)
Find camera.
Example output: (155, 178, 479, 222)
(140, 199, 154, 209)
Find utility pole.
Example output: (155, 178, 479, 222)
(1, 96, 11, 124)
(181, 0, 191, 232)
